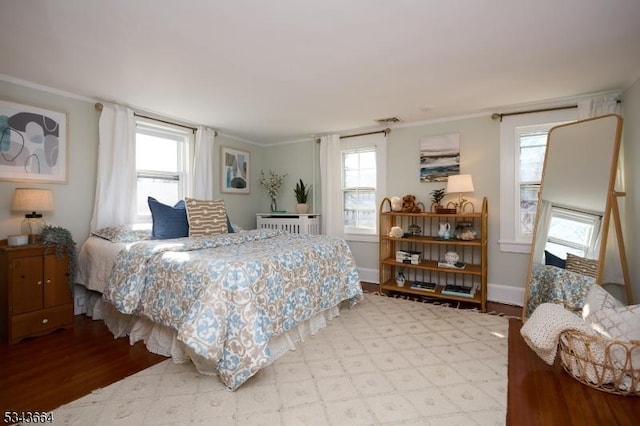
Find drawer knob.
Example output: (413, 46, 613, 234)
(37, 280, 43, 286)
(42, 318, 49, 324)
(46, 279, 51, 284)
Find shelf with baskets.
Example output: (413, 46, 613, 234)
(379, 197, 488, 311)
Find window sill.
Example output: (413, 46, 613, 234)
(498, 239, 532, 254)
(344, 234, 378, 243)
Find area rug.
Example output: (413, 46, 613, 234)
(52, 293, 509, 425)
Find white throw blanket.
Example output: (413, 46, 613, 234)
(521, 285, 640, 392)
(520, 303, 596, 364)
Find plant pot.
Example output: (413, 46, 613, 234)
(295, 203, 309, 214)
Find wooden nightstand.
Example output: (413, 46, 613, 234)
(0, 241, 73, 343)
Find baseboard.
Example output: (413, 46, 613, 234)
(357, 267, 379, 285)
(487, 283, 525, 307)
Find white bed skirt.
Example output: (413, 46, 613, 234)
(85, 292, 342, 382)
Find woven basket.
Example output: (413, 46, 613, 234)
(559, 329, 640, 396)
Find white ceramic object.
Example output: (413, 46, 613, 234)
(389, 226, 404, 238)
(8, 235, 28, 246)
(438, 222, 451, 239)
(444, 251, 460, 264)
(390, 196, 403, 211)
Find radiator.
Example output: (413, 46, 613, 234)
(256, 213, 321, 235)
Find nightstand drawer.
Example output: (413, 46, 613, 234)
(10, 304, 73, 343)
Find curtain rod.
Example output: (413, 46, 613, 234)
(491, 99, 621, 122)
(315, 128, 390, 143)
(491, 105, 576, 122)
(94, 102, 217, 136)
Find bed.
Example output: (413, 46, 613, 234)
(76, 223, 363, 390)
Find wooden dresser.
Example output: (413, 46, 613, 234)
(0, 241, 73, 343)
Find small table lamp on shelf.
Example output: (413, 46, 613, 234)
(11, 188, 55, 243)
(446, 174, 475, 212)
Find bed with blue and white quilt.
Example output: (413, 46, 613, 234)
(77, 229, 362, 390)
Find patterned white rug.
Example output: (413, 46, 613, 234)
(53, 293, 509, 425)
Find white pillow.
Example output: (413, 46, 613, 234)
(582, 284, 623, 322)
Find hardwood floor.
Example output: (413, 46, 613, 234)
(1, 287, 523, 418)
(507, 318, 639, 425)
(0, 315, 165, 415)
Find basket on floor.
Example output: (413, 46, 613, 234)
(559, 329, 640, 396)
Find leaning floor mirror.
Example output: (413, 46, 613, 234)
(522, 114, 632, 320)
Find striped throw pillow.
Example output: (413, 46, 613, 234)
(185, 198, 228, 237)
(565, 253, 598, 278)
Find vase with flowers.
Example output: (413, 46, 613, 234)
(259, 169, 288, 212)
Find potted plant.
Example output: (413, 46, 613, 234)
(430, 188, 446, 212)
(40, 225, 77, 292)
(294, 178, 311, 214)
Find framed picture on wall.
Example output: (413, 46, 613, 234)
(0, 99, 68, 183)
(419, 133, 460, 183)
(220, 146, 250, 194)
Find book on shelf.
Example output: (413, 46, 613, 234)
(410, 281, 437, 292)
(437, 260, 466, 269)
(441, 284, 476, 298)
(396, 250, 422, 265)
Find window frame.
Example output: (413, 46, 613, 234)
(499, 108, 577, 253)
(340, 133, 387, 242)
(134, 117, 194, 222)
(545, 206, 601, 258)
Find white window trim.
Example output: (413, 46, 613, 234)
(547, 206, 602, 257)
(499, 108, 576, 253)
(341, 133, 387, 243)
(134, 117, 194, 222)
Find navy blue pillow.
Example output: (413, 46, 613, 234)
(226, 215, 234, 233)
(544, 250, 566, 269)
(148, 197, 189, 239)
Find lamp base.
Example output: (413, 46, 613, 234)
(21, 215, 46, 243)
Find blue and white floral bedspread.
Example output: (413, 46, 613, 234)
(103, 229, 362, 389)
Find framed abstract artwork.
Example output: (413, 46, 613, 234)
(220, 146, 250, 194)
(0, 99, 68, 183)
(419, 133, 460, 183)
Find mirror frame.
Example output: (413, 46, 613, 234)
(522, 114, 631, 319)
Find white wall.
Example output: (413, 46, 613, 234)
(3, 76, 636, 306)
(0, 80, 99, 245)
(0, 80, 266, 244)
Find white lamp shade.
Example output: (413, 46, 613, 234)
(11, 188, 55, 213)
(446, 174, 474, 194)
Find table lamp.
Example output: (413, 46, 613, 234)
(11, 188, 55, 241)
(446, 174, 475, 212)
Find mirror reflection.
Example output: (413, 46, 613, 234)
(523, 114, 628, 319)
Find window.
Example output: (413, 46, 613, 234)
(343, 148, 377, 233)
(546, 207, 601, 258)
(518, 125, 554, 238)
(340, 133, 387, 240)
(135, 118, 194, 219)
(499, 108, 576, 253)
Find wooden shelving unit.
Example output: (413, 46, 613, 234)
(379, 197, 488, 311)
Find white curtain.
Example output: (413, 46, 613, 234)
(577, 94, 620, 119)
(90, 103, 137, 232)
(319, 134, 342, 236)
(191, 126, 216, 199)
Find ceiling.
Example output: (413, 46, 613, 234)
(2, 1, 640, 145)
